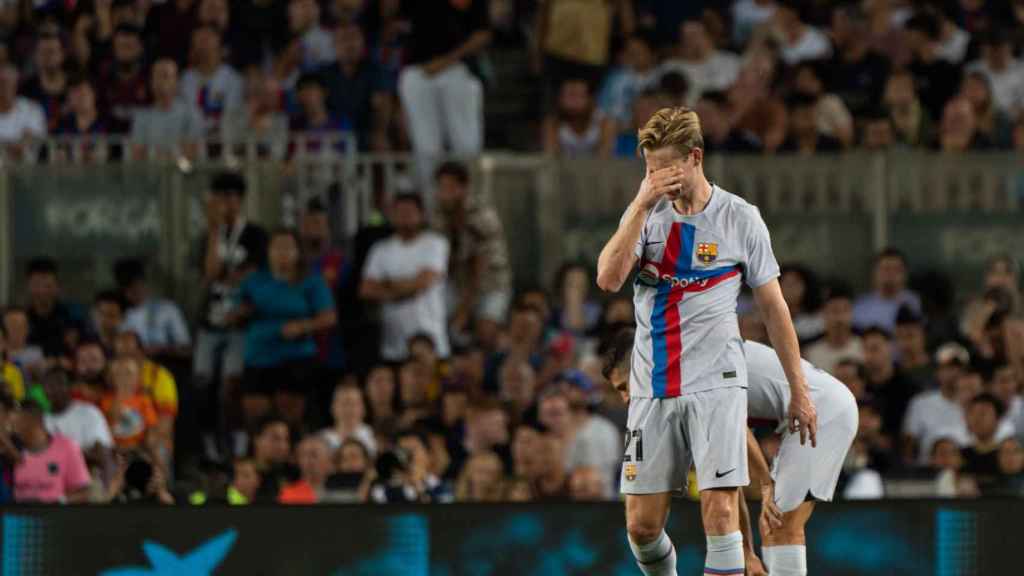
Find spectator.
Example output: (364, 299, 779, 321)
(365, 364, 398, 431)
(779, 263, 824, 343)
(965, 28, 1024, 118)
(0, 324, 26, 402)
(396, 358, 432, 428)
(299, 200, 347, 375)
(935, 95, 992, 152)
(436, 161, 512, 345)
(805, 285, 862, 373)
(398, 0, 490, 184)
(2, 307, 46, 379)
(902, 343, 970, 465)
(551, 262, 601, 336)
(933, 3, 970, 65)
(11, 398, 91, 503)
(765, 0, 832, 65)
(692, 90, 762, 154)
(853, 248, 923, 332)
(91, 290, 124, 354)
(408, 333, 448, 402)
(561, 371, 621, 490)
(959, 70, 1013, 150)
(96, 24, 149, 130)
(21, 28, 68, 133)
(542, 78, 615, 157)
(598, 33, 660, 130)
(449, 398, 511, 476)
(279, 435, 333, 503)
(113, 331, 178, 457)
(659, 19, 740, 105)
(826, 4, 890, 117)
(504, 476, 535, 502)
(0, 64, 46, 156)
(728, 51, 788, 152)
(55, 76, 112, 138)
(100, 356, 159, 450)
(221, 67, 289, 158)
(882, 69, 934, 147)
(251, 415, 295, 502)
(289, 72, 350, 150)
(144, 0, 199, 66)
(779, 92, 843, 154)
(179, 25, 244, 135)
(791, 60, 854, 148)
(194, 172, 267, 457)
(993, 438, 1024, 496)
(360, 194, 450, 361)
(71, 340, 107, 407)
(318, 23, 391, 151)
(854, 401, 894, 475)
(323, 438, 374, 502)
(862, 326, 921, 439)
(569, 465, 609, 501)
(534, 0, 628, 94)
(23, 258, 88, 363)
(321, 383, 377, 456)
(960, 255, 1021, 351)
(454, 450, 505, 502)
(962, 393, 1008, 491)
(859, 106, 895, 150)
(42, 368, 115, 476)
(894, 306, 933, 386)
(394, 429, 449, 502)
(114, 258, 191, 357)
(287, 0, 335, 70)
(834, 358, 870, 403)
(533, 432, 568, 499)
(236, 228, 336, 427)
(130, 58, 204, 157)
(226, 458, 261, 504)
(991, 364, 1023, 426)
(929, 436, 967, 497)
(732, 0, 777, 46)
(231, 0, 287, 69)
(905, 12, 962, 121)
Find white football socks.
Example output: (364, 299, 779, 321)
(628, 530, 678, 576)
(763, 545, 807, 576)
(704, 531, 745, 575)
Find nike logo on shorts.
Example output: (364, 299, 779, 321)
(714, 468, 735, 478)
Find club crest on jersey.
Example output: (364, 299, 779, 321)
(624, 463, 637, 482)
(696, 243, 718, 264)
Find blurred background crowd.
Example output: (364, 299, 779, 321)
(0, 0, 1023, 506)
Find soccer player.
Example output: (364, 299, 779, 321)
(596, 107, 817, 576)
(604, 332, 855, 576)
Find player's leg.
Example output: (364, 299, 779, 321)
(689, 388, 749, 576)
(762, 501, 815, 576)
(621, 397, 688, 576)
(625, 493, 677, 576)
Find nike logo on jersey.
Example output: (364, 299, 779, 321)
(714, 468, 735, 478)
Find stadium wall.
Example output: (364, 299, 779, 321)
(0, 500, 1016, 575)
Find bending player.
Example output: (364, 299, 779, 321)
(596, 106, 817, 576)
(739, 340, 858, 576)
(604, 334, 854, 576)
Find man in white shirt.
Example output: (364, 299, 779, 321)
(658, 20, 741, 105)
(359, 194, 450, 361)
(771, 0, 832, 65)
(965, 29, 1024, 117)
(804, 285, 863, 374)
(114, 258, 191, 356)
(41, 368, 114, 467)
(0, 64, 46, 156)
(179, 25, 244, 135)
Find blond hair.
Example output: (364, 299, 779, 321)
(637, 107, 704, 156)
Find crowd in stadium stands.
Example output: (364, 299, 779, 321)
(0, 0, 1019, 157)
(2, 159, 1024, 505)
(1, 0, 1024, 504)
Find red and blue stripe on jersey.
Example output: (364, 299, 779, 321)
(650, 223, 740, 397)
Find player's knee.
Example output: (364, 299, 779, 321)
(626, 517, 663, 545)
(764, 525, 805, 546)
(702, 496, 736, 534)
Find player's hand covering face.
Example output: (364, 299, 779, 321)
(636, 165, 687, 209)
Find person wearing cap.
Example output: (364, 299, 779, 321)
(965, 27, 1024, 117)
(194, 172, 267, 460)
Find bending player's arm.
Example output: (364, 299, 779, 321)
(753, 279, 818, 446)
(596, 166, 684, 292)
(746, 428, 783, 533)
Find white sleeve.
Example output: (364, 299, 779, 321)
(424, 236, 449, 275)
(362, 244, 386, 281)
(88, 407, 115, 448)
(742, 207, 780, 288)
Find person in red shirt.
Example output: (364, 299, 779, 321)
(279, 435, 333, 504)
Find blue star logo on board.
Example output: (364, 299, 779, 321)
(100, 529, 237, 576)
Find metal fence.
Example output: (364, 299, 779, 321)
(1, 145, 1023, 309)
